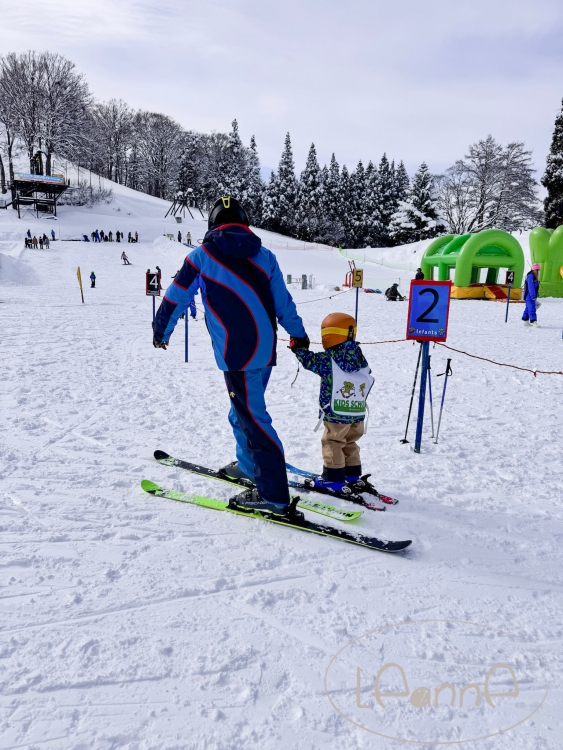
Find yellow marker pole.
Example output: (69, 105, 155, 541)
(76, 267, 85, 304)
(352, 268, 363, 325)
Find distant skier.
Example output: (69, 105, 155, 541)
(44, 236, 50, 249)
(135, 231, 138, 243)
(32, 236, 38, 248)
(121, 251, 130, 265)
(187, 231, 192, 245)
(95, 230, 100, 242)
(153, 196, 309, 520)
(178, 231, 182, 243)
(415, 268, 424, 280)
(90, 271, 96, 288)
(522, 263, 541, 327)
(385, 283, 405, 301)
(189, 295, 197, 319)
(39, 236, 43, 249)
(116, 230, 121, 242)
(290, 312, 374, 495)
(51, 229, 55, 241)
(128, 232, 132, 243)
(27, 229, 31, 239)
(109, 231, 113, 242)
(156, 265, 162, 290)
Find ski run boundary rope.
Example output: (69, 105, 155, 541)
(280, 336, 563, 377)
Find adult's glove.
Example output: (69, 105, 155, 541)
(289, 334, 310, 352)
(153, 338, 168, 350)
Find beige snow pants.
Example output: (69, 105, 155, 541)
(321, 421, 364, 469)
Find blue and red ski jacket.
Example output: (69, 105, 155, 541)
(153, 224, 306, 371)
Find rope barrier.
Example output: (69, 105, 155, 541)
(294, 289, 351, 305)
(435, 342, 563, 377)
(279, 336, 563, 377)
(190, 288, 562, 378)
(280, 337, 408, 345)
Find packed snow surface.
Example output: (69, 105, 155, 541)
(1, 182, 563, 749)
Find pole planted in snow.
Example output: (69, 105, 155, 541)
(434, 359, 453, 444)
(414, 341, 430, 453)
(400, 343, 422, 444)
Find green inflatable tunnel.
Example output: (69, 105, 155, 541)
(530, 226, 563, 298)
(421, 229, 525, 290)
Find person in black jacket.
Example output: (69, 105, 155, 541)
(385, 283, 405, 301)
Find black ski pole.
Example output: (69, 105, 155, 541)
(434, 358, 453, 444)
(400, 343, 423, 444)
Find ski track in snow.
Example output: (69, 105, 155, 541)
(1, 189, 563, 749)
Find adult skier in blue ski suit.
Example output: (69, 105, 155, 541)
(153, 197, 309, 519)
(522, 264, 540, 326)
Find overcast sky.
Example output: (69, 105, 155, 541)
(2, 0, 562, 178)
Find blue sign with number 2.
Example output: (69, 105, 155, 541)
(406, 280, 452, 341)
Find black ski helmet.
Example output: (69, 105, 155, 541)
(208, 196, 250, 229)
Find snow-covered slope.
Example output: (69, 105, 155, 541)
(1, 184, 562, 749)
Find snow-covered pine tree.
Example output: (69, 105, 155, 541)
(378, 153, 395, 245)
(390, 162, 445, 244)
(220, 119, 246, 198)
(177, 132, 200, 195)
(364, 160, 383, 247)
(318, 154, 345, 244)
(261, 171, 279, 232)
(542, 99, 563, 228)
(395, 160, 410, 204)
(264, 132, 298, 235)
(324, 154, 341, 220)
(338, 164, 352, 246)
(347, 160, 366, 248)
(295, 143, 323, 241)
(245, 134, 264, 226)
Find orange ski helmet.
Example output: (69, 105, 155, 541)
(321, 312, 357, 349)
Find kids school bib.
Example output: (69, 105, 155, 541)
(330, 359, 374, 416)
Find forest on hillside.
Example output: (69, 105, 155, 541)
(1, 51, 560, 246)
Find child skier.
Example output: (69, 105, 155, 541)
(290, 312, 374, 494)
(90, 271, 96, 288)
(522, 263, 541, 327)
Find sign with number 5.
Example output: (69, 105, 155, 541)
(406, 280, 452, 341)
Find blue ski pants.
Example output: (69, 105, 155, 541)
(522, 296, 537, 322)
(224, 367, 290, 506)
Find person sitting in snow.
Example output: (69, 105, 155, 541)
(385, 283, 405, 301)
(289, 312, 376, 496)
